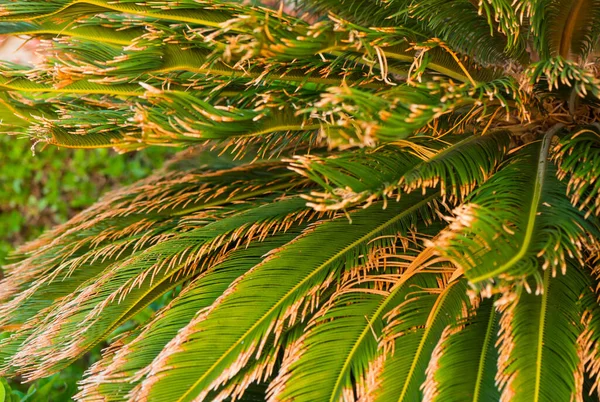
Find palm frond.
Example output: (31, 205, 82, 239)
(435, 126, 599, 291)
(527, 57, 600, 98)
(131, 192, 442, 401)
(2, 0, 600, 399)
(495, 265, 588, 402)
(370, 277, 470, 402)
(0, 0, 236, 26)
(77, 235, 296, 401)
(291, 130, 510, 210)
(267, 241, 443, 402)
(0, 155, 321, 379)
(422, 298, 500, 402)
(554, 127, 600, 217)
(528, 0, 600, 60)
(409, 0, 525, 65)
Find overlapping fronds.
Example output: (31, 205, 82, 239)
(267, 237, 446, 402)
(130, 192, 443, 401)
(495, 266, 589, 402)
(0, 155, 308, 305)
(370, 277, 470, 402)
(0, 0, 527, 152)
(0, 151, 324, 380)
(423, 298, 500, 402)
(305, 78, 524, 146)
(527, 56, 600, 98)
(77, 234, 298, 401)
(291, 130, 511, 210)
(408, 0, 526, 64)
(3, 0, 600, 400)
(435, 127, 599, 292)
(525, 0, 600, 60)
(2, 192, 322, 377)
(554, 127, 600, 217)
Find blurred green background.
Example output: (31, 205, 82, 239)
(0, 135, 174, 400)
(0, 136, 173, 265)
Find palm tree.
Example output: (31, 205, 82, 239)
(1, 0, 600, 400)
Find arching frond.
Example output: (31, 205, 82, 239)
(2, 0, 600, 399)
(267, 242, 444, 402)
(370, 277, 471, 402)
(436, 127, 599, 291)
(409, 0, 526, 65)
(526, 0, 600, 60)
(131, 192, 442, 402)
(0, 15, 146, 46)
(0, 0, 237, 26)
(554, 127, 600, 217)
(0, 155, 322, 379)
(77, 235, 297, 401)
(291, 131, 510, 210)
(423, 298, 500, 402)
(527, 57, 600, 98)
(496, 266, 589, 402)
(477, 0, 521, 49)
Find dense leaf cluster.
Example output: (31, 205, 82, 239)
(2, 0, 600, 401)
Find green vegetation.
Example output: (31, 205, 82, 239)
(1, 1, 600, 401)
(0, 136, 172, 400)
(0, 136, 172, 265)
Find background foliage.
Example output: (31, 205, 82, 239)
(0, 136, 172, 265)
(0, 136, 173, 399)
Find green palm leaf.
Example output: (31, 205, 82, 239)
(0, 18, 144, 46)
(436, 127, 598, 289)
(268, 244, 443, 402)
(132, 192, 441, 401)
(530, 0, 600, 59)
(423, 297, 500, 402)
(372, 277, 470, 402)
(78, 234, 296, 401)
(409, 0, 525, 64)
(496, 266, 588, 402)
(292, 131, 510, 210)
(554, 127, 600, 217)
(3, 0, 600, 399)
(0, 0, 234, 26)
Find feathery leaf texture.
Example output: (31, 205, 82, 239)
(435, 127, 599, 291)
(2, 0, 600, 400)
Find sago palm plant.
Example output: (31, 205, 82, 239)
(2, 0, 600, 400)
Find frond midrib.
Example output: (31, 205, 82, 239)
(327, 257, 429, 402)
(472, 301, 497, 402)
(6, 0, 230, 27)
(469, 127, 558, 283)
(533, 268, 551, 402)
(396, 280, 459, 402)
(176, 192, 440, 402)
(558, 0, 586, 58)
